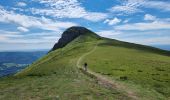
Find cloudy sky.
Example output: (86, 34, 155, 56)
(0, 0, 170, 51)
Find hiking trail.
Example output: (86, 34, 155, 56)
(76, 42, 138, 100)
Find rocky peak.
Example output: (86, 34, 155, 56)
(50, 26, 97, 51)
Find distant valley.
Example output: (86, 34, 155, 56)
(0, 51, 47, 77)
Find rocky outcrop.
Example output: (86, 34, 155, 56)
(50, 26, 98, 51)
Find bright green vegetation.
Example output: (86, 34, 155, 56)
(0, 31, 170, 99)
(0, 33, 131, 100)
(0, 66, 127, 100)
(83, 39, 170, 99)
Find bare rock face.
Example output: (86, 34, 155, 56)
(50, 26, 94, 51)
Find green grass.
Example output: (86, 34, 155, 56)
(0, 66, 127, 100)
(0, 34, 131, 100)
(83, 39, 170, 99)
(0, 32, 170, 99)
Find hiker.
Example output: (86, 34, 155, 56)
(84, 62, 88, 71)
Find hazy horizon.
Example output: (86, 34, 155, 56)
(0, 42, 170, 52)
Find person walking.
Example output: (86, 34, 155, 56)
(84, 62, 88, 71)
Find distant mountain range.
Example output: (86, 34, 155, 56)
(152, 45, 170, 51)
(0, 51, 48, 64)
(0, 51, 47, 77)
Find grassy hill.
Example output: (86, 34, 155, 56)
(0, 27, 170, 99)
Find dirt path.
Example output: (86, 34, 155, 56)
(76, 42, 138, 100)
(76, 43, 98, 68)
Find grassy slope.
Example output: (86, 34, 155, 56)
(0, 34, 131, 100)
(83, 39, 170, 99)
(0, 32, 170, 99)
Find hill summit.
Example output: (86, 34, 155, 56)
(5, 26, 170, 99)
(51, 26, 100, 51)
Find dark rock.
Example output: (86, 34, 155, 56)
(50, 26, 98, 51)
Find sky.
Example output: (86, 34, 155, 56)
(0, 0, 170, 51)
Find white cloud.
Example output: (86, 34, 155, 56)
(104, 17, 121, 25)
(142, 37, 170, 45)
(2, 38, 56, 44)
(0, 30, 22, 41)
(110, 0, 145, 14)
(83, 12, 107, 22)
(31, 0, 108, 22)
(0, 35, 8, 41)
(17, 27, 29, 32)
(11, 8, 24, 12)
(0, 30, 60, 51)
(110, 0, 170, 14)
(97, 30, 122, 38)
(115, 21, 170, 31)
(17, 2, 27, 7)
(95, 29, 170, 45)
(0, 30, 19, 35)
(123, 19, 129, 23)
(144, 14, 156, 21)
(144, 1, 170, 12)
(6, 36, 58, 44)
(103, 19, 110, 24)
(0, 34, 23, 38)
(0, 28, 61, 44)
(0, 32, 59, 44)
(120, 37, 170, 45)
(0, 6, 78, 46)
(0, 7, 77, 32)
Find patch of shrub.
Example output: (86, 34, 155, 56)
(137, 70, 143, 72)
(165, 80, 169, 83)
(152, 78, 164, 82)
(155, 67, 165, 71)
(151, 73, 160, 76)
(112, 68, 125, 71)
(120, 76, 128, 80)
(104, 62, 109, 64)
(96, 71, 101, 73)
(27, 73, 45, 77)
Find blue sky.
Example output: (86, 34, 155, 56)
(0, 0, 170, 51)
